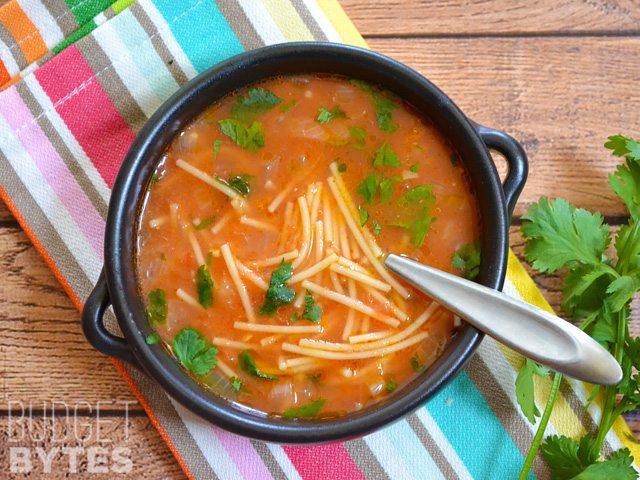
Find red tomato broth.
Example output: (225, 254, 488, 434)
(136, 75, 480, 419)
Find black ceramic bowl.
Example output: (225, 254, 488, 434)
(82, 42, 527, 444)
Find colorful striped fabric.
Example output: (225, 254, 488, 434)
(0, 1, 637, 479)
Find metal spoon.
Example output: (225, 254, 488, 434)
(384, 254, 622, 385)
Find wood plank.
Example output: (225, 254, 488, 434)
(368, 37, 640, 217)
(0, 415, 184, 479)
(342, 0, 640, 36)
(0, 226, 139, 408)
(0, 201, 17, 223)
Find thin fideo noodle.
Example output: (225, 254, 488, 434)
(137, 74, 480, 417)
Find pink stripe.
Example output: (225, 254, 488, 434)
(34, 45, 136, 189)
(214, 428, 273, 479)
(283, 443, 365, 480)
(0, 86, 105, 258)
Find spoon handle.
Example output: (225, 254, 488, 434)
(384, 254, 622, 386)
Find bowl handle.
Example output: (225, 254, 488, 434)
(474, 123, 529, 218)
(82, 269, 140, 368)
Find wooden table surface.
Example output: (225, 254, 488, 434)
(1, 1, 639, 478)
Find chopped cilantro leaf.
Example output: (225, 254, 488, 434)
(239, 350, 279, 380)
(231, 88, 282, 122)
(316, 106, 347, 124)
(229, 376, 243, 392)
(358, 205, 370, 226)
(283, 399, 326, 420)
(151, 173, 161, 184)
(227, 175, 251, 197)
(452, 242, 482, 280)
(379, 176, 401, 203)
(338, 162, 347, 173)
(259, 261, 296, 315)
(410, 163, 419, 173)
(290, 312, 300, 322)
(373, 141, 401, 167)
(195, 217, 215, 230)
(147, 289, 167, 326)
(373, 219, 382, 236)
(280, 99, 297, 113)
(356, 172, 381, 204)
(218, 119, 264, 152)
(387, 185, 436, 247)
(196, 264, 214, 308)
(449, 153, 459, 166)
(172, 328, 218, 376)
(146, 332, 161, 345)
(410, 353, 425, 372)
(206, 251, 214, 267)
(213, 139, 222, 160)
(351, 79, 398, 133)
(307, 373, 322, 383)
(349, 126, 367, 150)
(302, 291, 322, 322)
(386, 377, 397, 393)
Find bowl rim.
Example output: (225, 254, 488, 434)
(104, 42, 510, 443)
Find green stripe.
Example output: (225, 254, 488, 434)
(65, 0, 115, 24)
(52, 20, 97, 55)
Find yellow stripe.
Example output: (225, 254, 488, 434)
(262, 0, 314, 41)
(316, 0, 367, 47)
(507, 250, 640, 457)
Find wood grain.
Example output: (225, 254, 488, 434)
(368, 36, 640, 218)
(0, 415, 185, 479)
(0, 202, 16, 223)
(342, 0, 640, 36)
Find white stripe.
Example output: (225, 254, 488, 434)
(0, 115, 101, 285)
(23, 75, 111, 204)
(300, 0, 343, 42)
(17, 0, 64, 48)
(0, 36, 20, 77)
(137, 0, 197, 78)
(237, 0, 287, 45)
(415, 408, 474, 480)
(169, 399, 244, 480)
(265, 444, 303, 480)
(94, 11, 107, 26)
(92, 16, 161, 118)
(363, 429, 415, 479)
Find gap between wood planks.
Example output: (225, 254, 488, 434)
(365, 31, 640, 39)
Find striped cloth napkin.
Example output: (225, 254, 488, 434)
(0, 1, 637, 478)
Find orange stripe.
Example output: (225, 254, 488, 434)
(0, 187, 195, 480)
(0, 1, 48, 64)
(0, 60, 10, 87)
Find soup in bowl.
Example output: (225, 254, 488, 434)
(83, 43, 527, 442)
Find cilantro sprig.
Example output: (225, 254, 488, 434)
(282, 399, 326, 420)
(172, 328, 218, 376)
(259, 261, 296, 315)
(195, 264, 214, 309)
(316, 106, 346, 124)
(239, 350, 279, 380)
(146, 289, 167, 326)
(517, 135, 640, 480)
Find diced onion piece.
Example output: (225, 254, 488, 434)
(282, 331, 430, 360)
(402, 170, 419, 180)
(149, 217, 166, 229)
(221, 243, 255, 322)
(301, 280, 399, 327)
(176, 159, 242, 201)
(234, 322, 323, 334)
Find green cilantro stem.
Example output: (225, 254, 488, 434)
(594, 308, 627, 451)
(518, 372, 562, 480)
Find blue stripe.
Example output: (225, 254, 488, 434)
(153, 0, 244, 73)
(112, 11, 179, 102)
(385, 420, 445, 479)
(427, 373, 537, 480)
